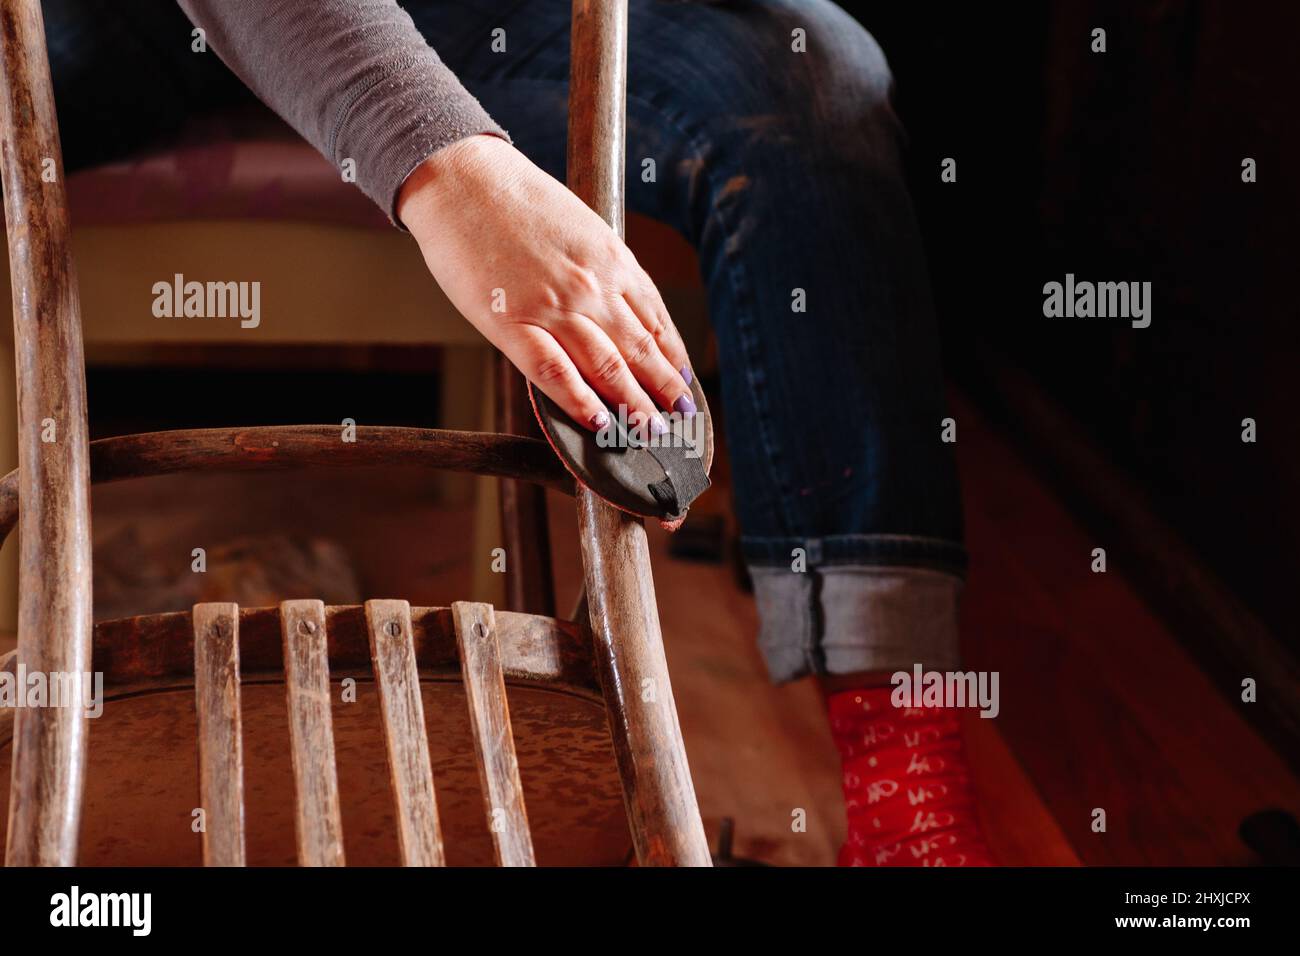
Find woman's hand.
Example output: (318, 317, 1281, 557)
(397, 134, 695, 433)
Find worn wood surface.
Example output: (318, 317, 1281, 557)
(0, 424, 572, 546)
(495, 354, 556, 616)
(453, 602, 536, 866)
(576, 496, 710, 865)
(0, 678, 632, 866)
(280, 599, 345, 866)
(365, 599, 445, 866)
(568, 0, 712, 866)
(0, 0, 94, 866)
(192, 602, 246, 866)
(89, 605, 599, 696)
(568, 0, 627, 235)
(1, 602, 631, 866)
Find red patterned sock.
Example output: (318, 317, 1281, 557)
(829, 685, 996, 867)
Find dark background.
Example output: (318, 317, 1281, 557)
(839, 0, 1298, 661)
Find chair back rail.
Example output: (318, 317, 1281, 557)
(568, 0, 713, 866)
(87, 604, 598, 695)
(0, 0, 93, 866)
(0, 424, 572, 546)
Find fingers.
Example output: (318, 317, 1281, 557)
(547, 313, 670, 438)
(567, 251, 693, 417)
(608, 293, 696, 415)
(623, 267, 693, 385)
(501, 324, 612, 432)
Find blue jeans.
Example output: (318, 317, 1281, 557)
(44, 0, 965, 682)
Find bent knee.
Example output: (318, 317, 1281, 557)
(647, 0, 898, 146)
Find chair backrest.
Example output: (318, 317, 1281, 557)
(0, 0, 711, 866)
(192, 599, 541, 866)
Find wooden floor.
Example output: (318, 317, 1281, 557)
(954, 390, 1300, 865)
(2, 387, 1295, 865)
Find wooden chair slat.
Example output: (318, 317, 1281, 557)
(452, 602, 536, 866)
(192, 603, 247, 867)
(280, 599, 345, 866)
(365, 599, 446, 866)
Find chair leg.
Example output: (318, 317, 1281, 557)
(568, 0, 712, 866)
(494, 352, 556, 616)
(576, 493, 712, 865)
(0, 0, 95, 867)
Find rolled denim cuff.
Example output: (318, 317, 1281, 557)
(743, 535, 965, 684)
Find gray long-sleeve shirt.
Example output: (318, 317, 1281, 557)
(177, 0, 510, 223)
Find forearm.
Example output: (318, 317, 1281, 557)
(177, 0, 691, 433)
(176, 0, 508, 222)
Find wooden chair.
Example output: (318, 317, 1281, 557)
(0, 0, 711, 866)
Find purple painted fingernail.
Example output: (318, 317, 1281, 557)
(680, 366, 693, 386)
(673, 393, 697, 415)
(650, 414, 669, 437)
(590, 410, 610, 430)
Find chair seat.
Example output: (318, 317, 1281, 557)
(0, 602, 632, 866)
